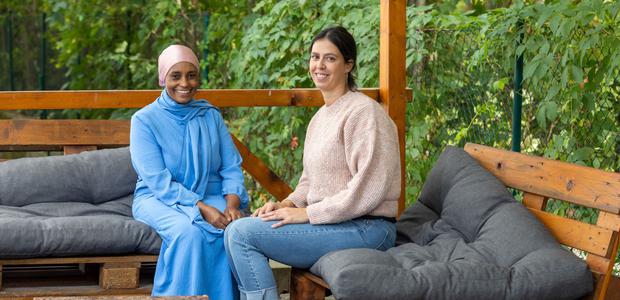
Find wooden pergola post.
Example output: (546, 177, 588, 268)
(379, 0, 408, 216)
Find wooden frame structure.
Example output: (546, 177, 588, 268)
(464, 143, 620, 300)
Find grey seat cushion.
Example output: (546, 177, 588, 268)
(311, 146, 593, 300)
(0, 148, 161, 258)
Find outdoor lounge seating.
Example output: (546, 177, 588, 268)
(0, 147, 161, 296)
(292, 143, 620, 300)
(310, 145, 594, 299)
(0, 147, 160, 259)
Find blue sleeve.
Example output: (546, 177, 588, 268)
(214, 111, 249, 208)
(130, 115, 202, 206)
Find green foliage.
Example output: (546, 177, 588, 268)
(42, 0, 207, 90)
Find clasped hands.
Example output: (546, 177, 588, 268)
(197, 194, 243, 229)
(252, 199, 309, 228)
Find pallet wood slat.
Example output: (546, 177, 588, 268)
(0, 120, 129, 149)
(597, 212, 620, 231)
(527, 209, 614, 257)
(523, 192, 548, 210)
(0, 284, 153, 299)
(464, 144, 620, 214)
(0, 256, 158, 266)
(587, 254, 613, 275)
(99, 263, 140, 289)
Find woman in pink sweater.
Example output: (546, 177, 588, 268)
(224, 26, 401, 300)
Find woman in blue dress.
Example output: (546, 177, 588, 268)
(130, 44, 248, 298)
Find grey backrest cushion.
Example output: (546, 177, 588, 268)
(0, 147, 136, 206)
(312, 146, 593, 300)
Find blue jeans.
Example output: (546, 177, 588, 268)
(223, 217, 396, 300)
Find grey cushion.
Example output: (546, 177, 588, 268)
(0, 148, 161, 258)
(311, 146, 593, 300)
(0, 147, 137, 206)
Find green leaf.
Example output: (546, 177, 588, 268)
(572, 147, 594, 162)
(544, 85, 560, 101)
(545, 101, 558, 122)
(571, 65, 583, 83)
(537, 105, 547, 129)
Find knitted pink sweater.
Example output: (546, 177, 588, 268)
(288, 91, 401, 224)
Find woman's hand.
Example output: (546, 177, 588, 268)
(224, 194, 243, 222)
(197, 201, 230, 229)
(252, 199, 295, 217)
(260, 207, 309, 228)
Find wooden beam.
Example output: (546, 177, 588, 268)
(464, 143, 620, 214)
(528, 209, 615, 257)
(380, 0, 408, 216)
(0, 120, 129, 149)
(0, 255, 158, 266)
(0, 89, 381, 110)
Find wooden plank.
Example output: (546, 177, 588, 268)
(464, 143, 620, 214)
(0, 120, 129, 149)
(0, 284, 152, 298)
(605, 275, 620, 300)
(597, 212, 620, 231)
(63, 146, 98, 155)
(231, 136, 293, 201)
(34, 296, 208, 300)
(99, 263, 140, 289)
(290, 269, 327, 300)
(0, 265, 3, 291)
(587, 253, 612, 275)
(0, 89, 382, 110)
(528, 208, 615, 257)
(0, 256, 158, 266)
(522, 192, 547, 210)
(380, 0, 408, 217)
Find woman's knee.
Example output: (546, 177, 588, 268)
(225, 217, 264, 244)
(167, 222, 205, 246)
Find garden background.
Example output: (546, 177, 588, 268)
(1, 0, 618, 271)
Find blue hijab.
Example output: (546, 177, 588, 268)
(156, 89, 218, 203)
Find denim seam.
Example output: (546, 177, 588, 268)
(237, 230, 263, 290)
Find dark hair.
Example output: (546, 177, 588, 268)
(310, 26, 357, 90)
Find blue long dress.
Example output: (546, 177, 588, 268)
(130, 90, 248, 298)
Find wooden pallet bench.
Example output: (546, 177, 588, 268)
(290, 143, 620, 300)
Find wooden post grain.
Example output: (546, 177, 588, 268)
(380, 0, 408, 216)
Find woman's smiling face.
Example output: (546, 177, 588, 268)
(165, 62, 199, 104)
(309, 38, 352, 95)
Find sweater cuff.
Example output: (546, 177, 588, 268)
(306, 202, 340, 224)
(287, 192, 307, 208)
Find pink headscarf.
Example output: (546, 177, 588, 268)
(157, 45, 200, 87)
